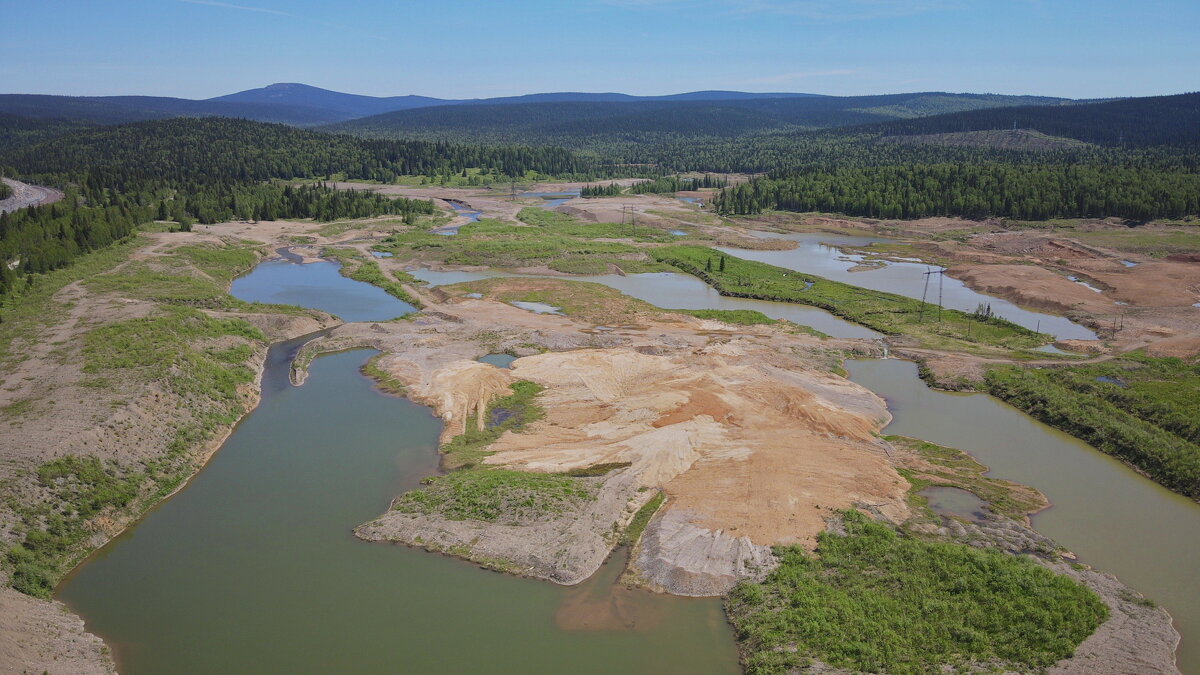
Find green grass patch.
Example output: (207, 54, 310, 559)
(345, 259, 422, 308)
(377, 213, 672, 274)
(361, 353, 406, 395)
(442, 380, 545, 469)
(727, 510, 1107, 675)
(562, 462, 632, 477)
(675, 309, 778, 326)
(393, 469, 593, 523)
(83, 305, 263, 431)
(0, 237, 145, 370)
(985, 352, 1200, 499)
(653, 245, 1048, 351)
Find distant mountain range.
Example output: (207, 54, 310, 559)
(0, 82, 1072, 129)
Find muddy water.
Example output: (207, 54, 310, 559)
(847, 358, 1200, 672)
(720, 233, 1097, 340)
(919, 486, 988, 522)
(408, 268, 880, 339)
(58, 263, 739, 674)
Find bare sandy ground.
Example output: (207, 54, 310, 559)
(0, 587, 112, 674)
(319, 285, 907, 593)
(0, 177, 63, 215)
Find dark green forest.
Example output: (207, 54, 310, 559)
(714, 162, 1200, 220)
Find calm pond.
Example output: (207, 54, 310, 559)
(230, 259, 415, 322)
(721, 233, 1097, 340)
(58, 259, 738, 674)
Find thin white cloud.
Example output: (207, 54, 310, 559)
(602, 0, 961, 21)
(178, 0, 293, 17)
(743, 69, 858, 84)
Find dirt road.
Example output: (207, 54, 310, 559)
(0, 178, 64, 215)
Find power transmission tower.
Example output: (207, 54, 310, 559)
(916, 266, 945, 321)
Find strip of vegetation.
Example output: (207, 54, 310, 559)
(361, 354, 406, 395)
(516, 206, 677, 242)
(345, 258, 423, 308)
(727, 510, 1107, 675)
(393, 469, 593, 524)
(621, 490, 665, 546)
(378, 215, 672, 274)
(985, 355, 1200, 500)
(562, 462, 632, 477)
(653, 245, 1047, 350)
(675, 308, 777, 326)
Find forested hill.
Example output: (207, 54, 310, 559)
(866, 92, 1200, 149)
(0, 94, 345, 126)
(0, 117, 588, 186)
(324, 92, 1070, 147)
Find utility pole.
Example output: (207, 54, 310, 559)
(919, 268, 931, 323)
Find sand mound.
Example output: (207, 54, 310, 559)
(467, 346, 910, 592)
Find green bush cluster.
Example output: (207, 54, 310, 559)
(393, 469, 593, 523)
(6, 456, 145, 597)
(727, 510, 1107, 674)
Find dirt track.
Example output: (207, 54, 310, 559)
(0, 177, 63, 215)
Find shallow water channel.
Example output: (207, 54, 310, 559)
(847, 359, 1200, 672)
(57, 259, 738, 674)
(720, 232, 1097, 340)
(408, 268, 880, 339)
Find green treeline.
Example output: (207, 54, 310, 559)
(727, 510, 1107, 674)
(630, 174, 727, 194)
(714, 163, 1200, 220)
(0, 180, 10, 199)
(985, 354, 1200, 499)
(580, 183, 623, 197)
(0, 183, 431, 295)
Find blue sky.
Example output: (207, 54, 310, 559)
(2, 0, 1197, 99)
